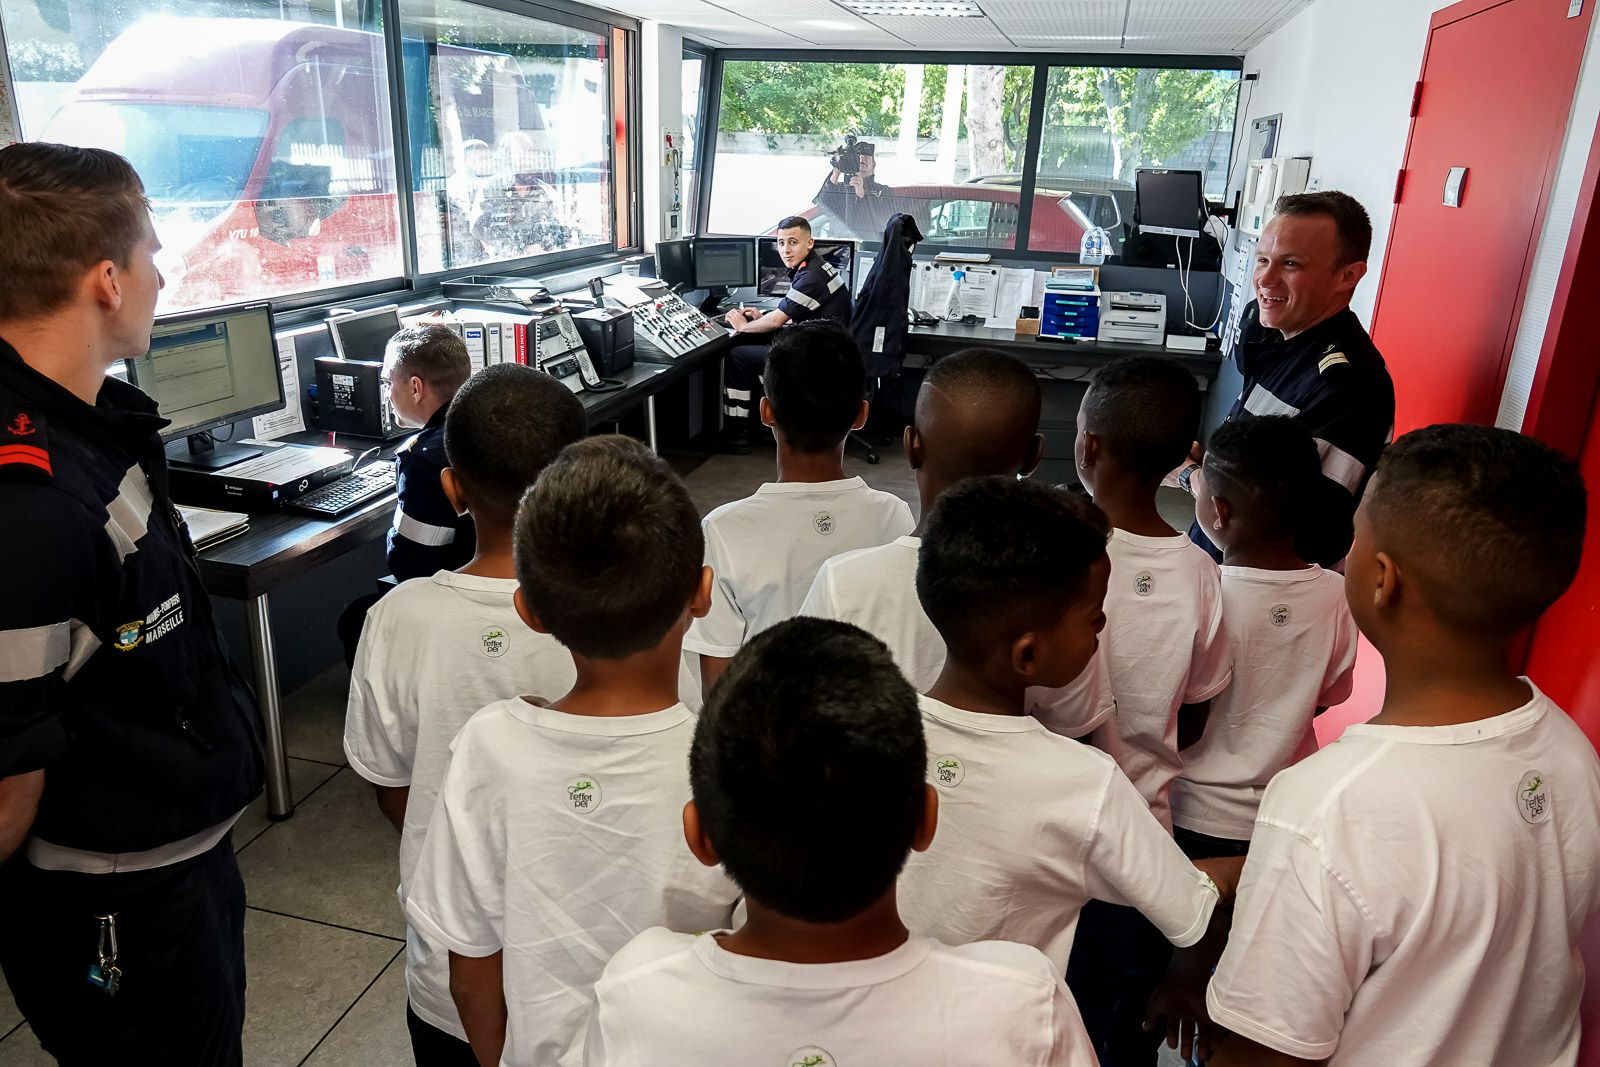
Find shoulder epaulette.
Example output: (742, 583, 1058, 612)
(0, 405, 52, 482)
(1318, 344, 1350, 374)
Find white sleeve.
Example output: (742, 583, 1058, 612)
(1083, 766, 1218, 947)
(403, 738, 505, 957)
(1184, 566, 1233, 703)
(580, 999, 608, 1067)
(1206, 821, 1371, 1060)
(1050, 975, 1099, 1066)
(1318, 606, 1360, 708)
(891, 498, 916, 537)
(1029, 648, 1117, 738)
(342, 602, 414, 788)
(798, 561, 838, 620)
(682, 522, 745, 658)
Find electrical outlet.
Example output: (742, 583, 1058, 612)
(1307, 176, 1322, 191)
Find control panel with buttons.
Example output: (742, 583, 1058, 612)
(631, 292, 727, 359)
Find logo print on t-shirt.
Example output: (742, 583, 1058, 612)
(932, 755, 965, 788)
(1133, 571, 1155, 597)
(1269, 604, 1291, 627)
(480, 627, 509, 658)
(813, 511, 835, 536)
(565, 776, 602, 814)
(787, 1048, 835, 1067)
(1517, 769, 1551, 825)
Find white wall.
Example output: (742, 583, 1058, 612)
(640, 22, 684, 250)
(1235, 0, 1452, 324)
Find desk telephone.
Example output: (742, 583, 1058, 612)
(534, 312, 622, 393)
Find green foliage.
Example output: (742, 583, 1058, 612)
(720, 61, 905, 138)
(8, 38, 85, 81)
(1045, 67, 1238, 180)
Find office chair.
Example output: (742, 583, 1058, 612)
(848, 213, 924, 465)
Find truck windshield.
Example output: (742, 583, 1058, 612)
(42, 102, 269, 222)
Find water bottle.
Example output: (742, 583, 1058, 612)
(1080, 226, 1108, 266)
(945, 269, 965, 321)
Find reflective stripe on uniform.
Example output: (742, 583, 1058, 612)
(724, 403, 750, 417)
(0, 621, 70, 683)
(1315, 438, 1366, 494)
(725, 387, 753, 402)
(823, 267, 845, 294)
(1243, 385, 1302, 418)
(785, 287, 821, 311)
(103, 464, 154, 561)
(393, 505, 457, 547)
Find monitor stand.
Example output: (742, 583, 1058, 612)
(698, 286, 732, 316)
(167, 433, 264, 471)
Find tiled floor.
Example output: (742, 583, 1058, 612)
(0, 441, 1193, 1065)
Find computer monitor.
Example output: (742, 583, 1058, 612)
(756, 238, 857, 298)
(128, 303, 284, 470)
(1135, 169, 1206, 239)
(654, 238, 694, 288)
(327, 304, 404, 363)
(692, 237, 757, 289)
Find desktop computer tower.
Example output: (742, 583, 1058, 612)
(574, 307, 635, 377)
(313, 356, 407, 439)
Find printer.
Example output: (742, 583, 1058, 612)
(1098, 291, 1167, 346)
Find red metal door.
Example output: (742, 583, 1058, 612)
(1369, 0, 1593, 433)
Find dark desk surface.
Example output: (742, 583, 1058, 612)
(904, 321, 1222, 377)
(196, 331, 733, 600)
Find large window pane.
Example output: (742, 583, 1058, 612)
(2, 4, 403, 311)
(399, 0, 611, 273)
(682, 50, 703, 233)
(708, 62, 1034, 249)
(1031, 66, 1240, 254)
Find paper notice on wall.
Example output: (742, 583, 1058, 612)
(0, 15, 20, 146)
(252, 336, 306, 440)
(987, 268, 1037, 328)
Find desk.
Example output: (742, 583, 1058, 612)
(197, 331, 732, 818)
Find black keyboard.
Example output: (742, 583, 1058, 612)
(289, 462, 397, 517)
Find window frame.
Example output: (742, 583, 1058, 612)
(682, 40, 712, 234)
(697, 48, 1243, 264)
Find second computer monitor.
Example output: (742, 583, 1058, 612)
(327, 304, 405, 363)
(757, 238, 856, 298)
(1135, 169, 1206, 239)
(654, 238, 695, 288)
(692, 237, 757, 289)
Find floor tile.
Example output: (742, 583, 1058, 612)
(243, 909, 400, 1067)
(237, 768, 407, 940)
(0, 1024, 53, 1066)
(282, 663, 355, 766)
(234, 757, 344, 853)
(302, 953, 412, 1066)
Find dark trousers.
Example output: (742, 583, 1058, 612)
(407, 1002, 478, 1067)
(722, 342, 771, 435)
(1173, 825, 1250, 861)
(1066, 899, 1173, 1067)
(0, 836, 247, 1066)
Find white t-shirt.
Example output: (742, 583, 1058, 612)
(405, 698, 740, 1067)
(1171, 565, 1357, 840)
(1208, 681, 1600, 1066)
(344, 571, 578, 1039)
(1090, 529, 1232, 829)
(801, 534, 1117, 736)
(898, 696, 1219, 971)
(582, 928, 1096, 1066)
(683, 478, 914, 658)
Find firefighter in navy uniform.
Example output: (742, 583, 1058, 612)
(719, 214, 852, 453)
(0, 143, 263, 1065)
(1186, 191, 1395, 569)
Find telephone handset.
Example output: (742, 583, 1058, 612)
(556, 313, 616, 391)
(539, 312, 624, 393)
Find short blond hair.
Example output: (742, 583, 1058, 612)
(0, 143, 152, 320)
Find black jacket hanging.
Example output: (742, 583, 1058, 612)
(849, 212, 923, 379)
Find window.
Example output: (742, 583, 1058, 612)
(707, 61, 1035, 249)
(399, 0, 614, 274)
(1, 5, 403, 311)
(1029, 66, 1240, 254)
(682, 49, 705, 233)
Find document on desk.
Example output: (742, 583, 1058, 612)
(987, 268, 1037, 328)
(912, 263, 1000, 319)
(251, 337, 306, 440)
(227, 441, 352, 484)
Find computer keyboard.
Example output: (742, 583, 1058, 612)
(289, 462, 397, 517)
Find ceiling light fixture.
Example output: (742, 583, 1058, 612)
(839, 1, 985, 17)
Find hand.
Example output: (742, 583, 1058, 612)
(849, 174, 866, 198)
(743, 307, 761, 321)
(1144, 955, 1226, 1062)
(723, 309, 743, 329)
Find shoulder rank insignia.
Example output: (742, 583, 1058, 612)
(1318, 351, 1350, 374)
(0, 407, 51, 481)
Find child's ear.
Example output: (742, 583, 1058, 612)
(512, 586, 551, 634)
(758, 396, 776, 428)
(1372, 550, 1401, 612)
(851, 399, 869, 432)
(1009, 631, 1040, 679)
(911, 784, 939, 853)
(689, 565, 714, 620)
(440, 467, 469, 517)
(1022, 432, 1045, 478)
(904, 423, 924, 470)
(1079, 429, 1100, 469)
(682, 800, 721, 868)
(1211, 495, 1232, 532)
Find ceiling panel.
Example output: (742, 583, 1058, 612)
(982, 0, 1125, 42)
(867, 13, 1016, 46)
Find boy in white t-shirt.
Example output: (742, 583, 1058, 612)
(899, 476, 1238, 980)
(1069, 355, 1232, 1067)
(584, 616, 1097, 1066)
(1169, 416, 1358, 860)
(1200, 425, 1600, 1067)
(343, 364, 587, 1065)
(405, 437, 740, 1067)
(684, 319, 913, 692)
